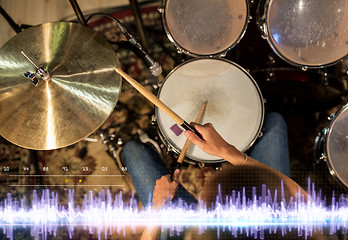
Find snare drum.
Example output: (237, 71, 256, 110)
(159, 0, 249, 57)
(258, 0, 348, 68)
(314, 104, 348, 188)
(155, 58, 264, 163)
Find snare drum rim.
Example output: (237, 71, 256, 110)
(155, 57, 265, 164)
(323, 103, 348, 189)
(160, 0, 250, 58)
(263, 0, 348, 69)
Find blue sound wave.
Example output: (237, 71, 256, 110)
(0, 180, 347, 240)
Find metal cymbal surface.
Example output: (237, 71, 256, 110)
(0, 22, 121, 150)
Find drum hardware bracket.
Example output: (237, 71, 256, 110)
(22, 71, 39, 86)
(259, 23, 268, 40)
(301, 66, 308, 72)
(328, 114, 335, 121)
(166, 144, 172, 154)
(21, 51, 51, 84)
(157, 6, 164, 13)
(319, 154, 327, 161)
(100, 132, 126, 171)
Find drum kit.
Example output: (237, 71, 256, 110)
(0, 0, 348, 188)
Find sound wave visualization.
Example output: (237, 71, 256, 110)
(0, 180, 347, 240)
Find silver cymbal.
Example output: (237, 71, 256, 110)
(0, 22, 121, 150)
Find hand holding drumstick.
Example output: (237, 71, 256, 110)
(153, 101, 207, 207)
(172, 101, 207, 176)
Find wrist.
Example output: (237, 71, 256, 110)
(220, 144, 246, 165)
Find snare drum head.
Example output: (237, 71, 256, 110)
(163, 0, 248, 57)
(326, 104, 348, 188)
(265, 0, 348, 67)
(156, 58, 264, 163)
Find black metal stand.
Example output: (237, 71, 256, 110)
(0, 5, 22, 33)
(69, 0, 86, 25)
(129, 0, 148, 49)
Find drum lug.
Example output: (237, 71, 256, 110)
(329, 169, 335, 176)
(259, 24, 268, 40)
(219, 52, 227, 57)
(268, 55, 276, 65)
(166, 145, 172, 154)
(157, 6, 164, 14)
(319, 154, 327, 161)
(263, 98, 267, 103)
(258, 131, 263, 138)
(215, 165, 223, 171)
(176, 48, 184, 54)
(327, 114, 335, 121)
(151, 115, 157, 125)
(197, 162, 205, 169)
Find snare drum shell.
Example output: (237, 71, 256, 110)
(160, 0, 250, 57)
(318, 104, 348, 189)
(155, 58, 264, 164)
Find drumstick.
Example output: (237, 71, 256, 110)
(115, 67, 202, 139)
(175, 101, 207, 168)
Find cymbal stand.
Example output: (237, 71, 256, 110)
(97, 130, 125, 171)
(0, 5, 22, 33)
(84, 131, 137, 193)
(69, 0, 86, 25)
(20, 51, 51, 86)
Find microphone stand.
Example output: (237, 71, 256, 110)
(128, 0, 148, 49)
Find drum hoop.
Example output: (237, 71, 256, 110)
(263, 0, 348, 69)
(155, 57, 265, 164)
(160, 0, 250, 57)
(324, 103, 348, 189)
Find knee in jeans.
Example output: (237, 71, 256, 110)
(265, 112, 287, 130)
(124, 140, 138, 151)
(123, 140, 143, 161)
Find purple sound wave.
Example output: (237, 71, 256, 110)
(0, 180, 347, 240)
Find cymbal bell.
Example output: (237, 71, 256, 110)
(0, 22, 122, 150)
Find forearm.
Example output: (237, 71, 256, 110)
(221, 144, 308, 198)
(222, 144, 285, 177)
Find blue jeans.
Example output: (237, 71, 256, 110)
(123, 112, 290, 207)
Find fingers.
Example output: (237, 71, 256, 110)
(184, 130, 204, 147)
(172, 169, 180, 184)
(152, 174, 179, 208)
(184, 122, 212, 146)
